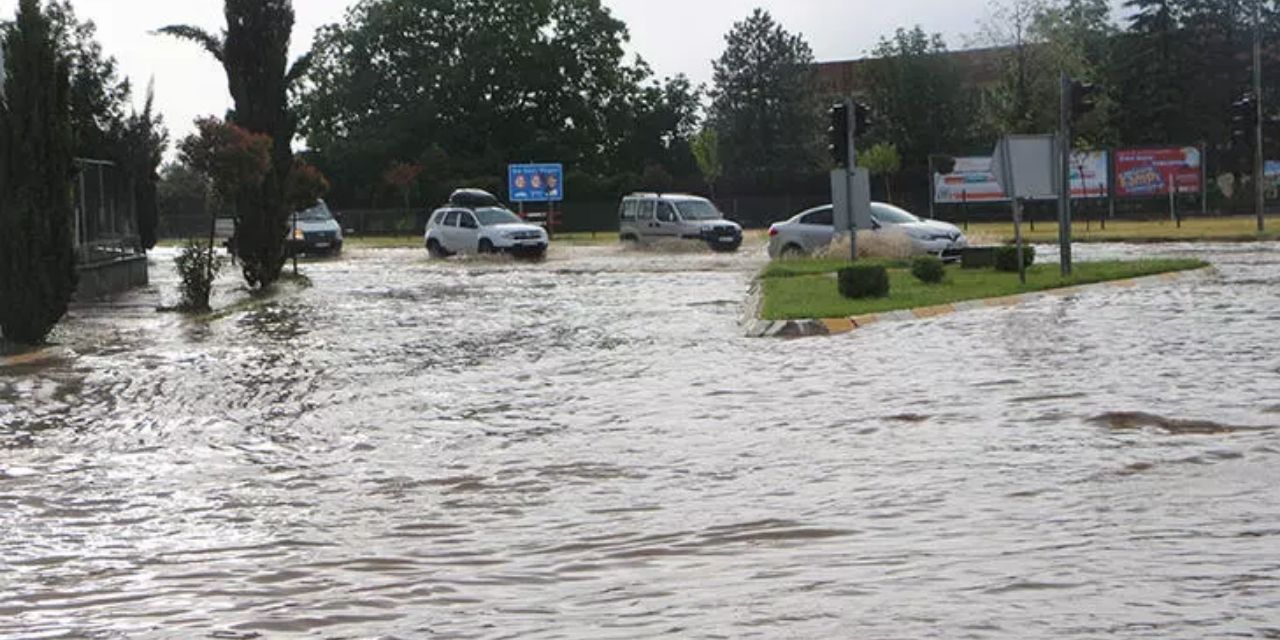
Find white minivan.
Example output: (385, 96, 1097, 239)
(618, 193, 743, 252)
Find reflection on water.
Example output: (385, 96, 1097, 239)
(1, 242, 1278, 639)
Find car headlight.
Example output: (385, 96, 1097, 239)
(292, 228, 305, 240)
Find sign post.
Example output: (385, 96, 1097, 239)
(993, 134, 1060, 285)
(508, 163, 564, 237)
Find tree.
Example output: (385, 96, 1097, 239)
(691, 128, 723, 196)
(859, 143, 903, 203)
(177, 117, 271, 308)
(299, 0, 658, 206)
(287, 160, 331, 211)
(866, 28, 985, 159)
(0, 0, 77, 345)
(119, 83, 167, 249)
(708, 9, 823, 192)
(382, 162, 423, 209)
(158, 0, 312, 288)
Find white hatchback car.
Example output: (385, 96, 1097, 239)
(767, 203, 968, 260)
(424, 204, 549, 259)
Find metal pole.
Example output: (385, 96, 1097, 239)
(292, 209, 299, 276)
(1059, 72, 1073, 277)
(1254, 0, 1266, 232)
(1201, 141, 1209, 216)
(848, 98, 859, 261)
(927, 155, 936, 220)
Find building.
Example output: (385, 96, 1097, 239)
(816, 46, 1011, 98)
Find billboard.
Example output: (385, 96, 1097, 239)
(934, 156, 1008, 204)
(1066, 150, 1109, 199)
(1115, 147, 1202, 197)
(934, 151, 1109, 203)
(508, 163, 564, 202)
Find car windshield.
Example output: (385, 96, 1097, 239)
(475, 208, 523, 226)
(675, 200, 721, 221)
(871, 203, 920, 225)
(296, 202, 334, 221)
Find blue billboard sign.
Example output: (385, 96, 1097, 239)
(508, 163, 564, 202)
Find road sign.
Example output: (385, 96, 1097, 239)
(991, 135, 1060, 199)
(508, 164, 564, 202)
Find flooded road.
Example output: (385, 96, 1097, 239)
(2, 241, 1278, 639)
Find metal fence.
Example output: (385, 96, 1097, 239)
(74, 158, 143, 265)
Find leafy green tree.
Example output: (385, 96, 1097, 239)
(708, 9, 823, 193)
(691, 128, 723, 196)
(158, 0, 312, 288)
(299, 0, 661, 206)
(0, 0, 77, 345)
(865, 27, 985, 161)
(859, 143, 903, 203)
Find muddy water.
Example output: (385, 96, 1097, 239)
(1, 241, 1278, 639)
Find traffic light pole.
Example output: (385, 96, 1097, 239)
(847, 99, 861, 261)
(1255, 0, 1266, 232)
(1059, 73, 1074, 276)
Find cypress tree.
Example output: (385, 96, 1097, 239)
(0, 0, 77, 345)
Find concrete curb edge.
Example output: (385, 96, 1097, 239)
(746, 266, 1215, 339)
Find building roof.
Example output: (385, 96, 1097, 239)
(816, 45, 1012, 97)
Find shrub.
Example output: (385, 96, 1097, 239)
(837, 264, 890, 299)
(994, 245, 1036, 272)
(911, 256, 946, 284)
(175, 239, 223, 312)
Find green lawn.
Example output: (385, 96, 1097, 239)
(760, 258, 1209, 321)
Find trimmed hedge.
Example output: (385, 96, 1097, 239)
(994, 245, 1036, 272)
(837, 264, 890, 299)
(911, 256, 946, 284)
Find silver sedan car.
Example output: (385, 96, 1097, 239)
(766, 203, 968, 260)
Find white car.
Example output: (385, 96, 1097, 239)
(286, 200, 344, 256)
(424, 199, 549, 259)
(618, 193, 743, 252)
(767, 203, 968, 260)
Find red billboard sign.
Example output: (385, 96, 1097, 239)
(1115, 147, 1202, 197)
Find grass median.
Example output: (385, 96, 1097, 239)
(759, 257, 1209, 321)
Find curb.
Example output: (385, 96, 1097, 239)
(746, 267, 1213, 339)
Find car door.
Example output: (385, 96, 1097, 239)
(654, 200, 682, 239)
(439, 210, 462, 251)
(636, 199, 658, 240)
(455, 210, 482, 253)
(799, 207, 836, 252)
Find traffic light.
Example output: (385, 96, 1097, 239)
(1231, 93, 1257, 144)
(829, 103, 850, 167)
(1069, 81, 1101, 122)
(853, 102, 872, 139)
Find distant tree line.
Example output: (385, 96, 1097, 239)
(151, 0, 1278, 221)
(858, 0, 1280, 211)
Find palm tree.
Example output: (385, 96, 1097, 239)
(154, 0, 311, 288)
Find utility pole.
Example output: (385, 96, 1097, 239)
(1255, 0, 1266, 232)
(1058, 73, 1074, 277)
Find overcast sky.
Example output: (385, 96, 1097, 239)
(2, 0, 1128, 148)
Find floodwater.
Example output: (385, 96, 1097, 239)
(1, 240, 1278, 639)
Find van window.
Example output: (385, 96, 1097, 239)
(657, 202, 678, 223)
(620, 200, 637, 221)
(638, 200, 657, 221)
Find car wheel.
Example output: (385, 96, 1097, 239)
(478, 239, 495, 254)
(426, 239, 448, 259)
